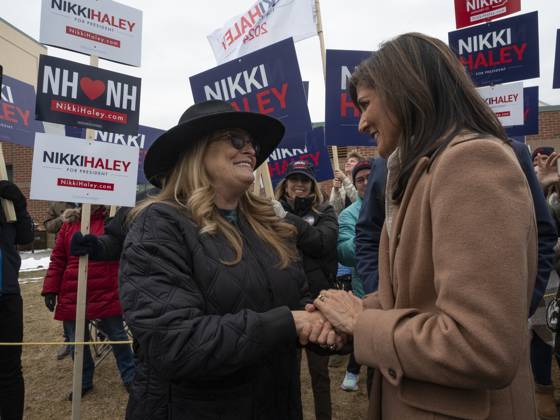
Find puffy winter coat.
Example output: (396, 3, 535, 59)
(337, 197, 365, 298)
(280, 198, 338, 298)
(0, 207, 34, 295)
(42, 207, 122, 321)
(119, 203, 311, 420)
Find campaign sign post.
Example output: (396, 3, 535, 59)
(267, 126, 333, 187)
(190, 38, 312, 138)
(36, 55, 141, 134)
(324, 49, 374, 146)
(448, 11, 539, 86)
(1, 75, 45, 147)
(477, 82, 524, 127)
(554, 29, 560, 89)
(30, 133, 139, 207)
(506, 86, 538, 136)
(66, 125, 163, 184)
(454, 0, 521, 29)
(40, 0, 143, 67)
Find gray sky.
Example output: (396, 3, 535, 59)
(3, 0, 559, 130)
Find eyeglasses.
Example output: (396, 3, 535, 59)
(218, 132, 260, 155)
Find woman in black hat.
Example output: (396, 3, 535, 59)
(273, 161, 338, 420)
(118, 100, 340, 420)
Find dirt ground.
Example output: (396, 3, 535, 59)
(18, 278, 369, 420)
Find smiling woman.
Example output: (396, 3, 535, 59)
(119, 100, 339, 420)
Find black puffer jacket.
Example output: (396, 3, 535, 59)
(281, 198, 338, 298)
(119, 202, 310, 420)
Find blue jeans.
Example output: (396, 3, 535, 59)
(63, 316, 135, 389)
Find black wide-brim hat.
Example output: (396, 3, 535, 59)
(144, 100, 285, 187)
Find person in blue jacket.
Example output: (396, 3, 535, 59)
(0, 181, 35, 420)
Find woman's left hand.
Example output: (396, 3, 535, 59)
(313, 290, 364, 336)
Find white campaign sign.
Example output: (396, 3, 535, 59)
(207, 0, 316, 65)
(40, 0, 143, 67)
(477, 82, 524, 127)
(30, 133, 139, 206)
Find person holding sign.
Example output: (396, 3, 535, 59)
(41, 205, 136, 400)
(273, 160, 338, 420)
(119, 101, 341, 420)
(313, 33, 538, 419)
(0, 181, 34, 420)
(328, 151, 364, 215)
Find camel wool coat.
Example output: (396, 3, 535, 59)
(354, 134, 538, 420)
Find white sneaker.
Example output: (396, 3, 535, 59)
(340, 371, 359, 391)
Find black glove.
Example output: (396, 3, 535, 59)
(70, 232, 102, 258)
(0, 180, 26, 211)
(44, 293, 57, 312)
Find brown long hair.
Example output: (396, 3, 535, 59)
(129, 133, 298, 268)
(348, 33, 506, 203)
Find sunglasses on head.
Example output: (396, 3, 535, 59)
(217, 131, 261, 155)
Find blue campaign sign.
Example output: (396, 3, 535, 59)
(506, 86, 539, 137)
(448, 11, 540, 86)
(554, 29, 560, 89)
(64, 124, 163, 184)
(0, 75, 45, 147)
(324, 49, 374, 146)
(189, 38, 312, 138)
(267, 127, 333, 187)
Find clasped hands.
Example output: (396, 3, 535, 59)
(292, 289, 364, 351)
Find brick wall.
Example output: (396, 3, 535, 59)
(526, 107, 560, 151)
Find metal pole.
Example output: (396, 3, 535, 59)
(314, 0, 340, 171)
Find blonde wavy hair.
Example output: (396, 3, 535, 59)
(130, 134, 298, 267)
(274, 175, 325, 213)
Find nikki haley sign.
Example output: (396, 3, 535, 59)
(0, 75, 45, 148)
(448, 11, 539, 86)
(36, 55, 141, 134)
(324, 49, 374, 146)
(190, 38, 312, 138)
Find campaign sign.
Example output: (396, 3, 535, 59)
(190, 38, 312, 138)
(448, 11, 539, 86)
(554, 29, 560, 89)
(477, 82, 524, 126)
(506, 86, 538, 136)
(454, 0, 521, 29)
(36, 55, 141, 134)
(31, 133, 139, 206)
(40, 0, 143, 67)
(207, 0, 316, 65)
(1, 75, 45, 147)
(325, 49, 374, 146)
(267, 127, 333, 187)
(65, 124, 163, 184)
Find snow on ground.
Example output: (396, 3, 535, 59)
(20, 249, 51, 272)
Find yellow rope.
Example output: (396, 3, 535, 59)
(0, 341, 132, 346)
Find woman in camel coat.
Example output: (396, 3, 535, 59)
(314, 33, 538, 419)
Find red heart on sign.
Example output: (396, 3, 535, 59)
(80, 77, 106, 101)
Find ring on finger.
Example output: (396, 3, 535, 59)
(328, 344, 336, 351)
